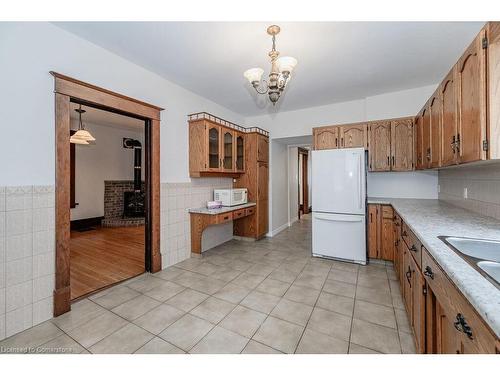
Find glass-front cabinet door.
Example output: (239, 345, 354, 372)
(207, 125, 220, 170)
(222, 130, 234, 171)
(236, 133, 245, 172)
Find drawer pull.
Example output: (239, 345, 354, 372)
(223, 216, 229, 220)
(405, 267, 412, 282)
(409, 244, 418, 252)
(453, 313, 473, 340)
(423, 266, 434, 279)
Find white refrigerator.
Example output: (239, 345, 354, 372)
(311, 148, 367, 265)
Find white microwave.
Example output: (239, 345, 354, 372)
(214, 188, 248, 207)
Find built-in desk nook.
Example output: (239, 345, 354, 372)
(188, 203, 257, 255)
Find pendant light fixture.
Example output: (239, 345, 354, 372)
(243, 25, 297, 105)
(70, 104, 95, 144)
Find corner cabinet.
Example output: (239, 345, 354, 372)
(189, 117, 246, 177)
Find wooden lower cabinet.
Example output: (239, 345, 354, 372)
(367, 204, 394, 261)
(394, 212, 500, 354)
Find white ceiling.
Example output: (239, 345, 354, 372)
(70, 102, 144, 132)
(56, 22, 484, 116)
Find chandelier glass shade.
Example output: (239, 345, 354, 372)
(243, 25, 297, 105)
(70, 104, 95, 144)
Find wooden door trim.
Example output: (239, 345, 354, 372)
(52, 72, 163, 316)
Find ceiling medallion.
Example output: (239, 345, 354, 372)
(243, 25, 297, 105)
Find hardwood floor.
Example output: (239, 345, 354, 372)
(70, 225, 145, 300)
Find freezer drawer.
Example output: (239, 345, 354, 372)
(312, 212, 366, 265)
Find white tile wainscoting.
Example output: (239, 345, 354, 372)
(160, 178, 233, 268)
(0, 185, 55, 340)
(0, 178, 233, 340)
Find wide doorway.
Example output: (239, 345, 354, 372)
(69, 103, 148, 300)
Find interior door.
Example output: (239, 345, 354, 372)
(312, 212, 366, 264)
(312, 149, 365, 215)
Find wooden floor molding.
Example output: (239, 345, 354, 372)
(70, 225, 145, 300)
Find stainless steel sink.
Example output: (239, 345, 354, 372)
(444, 237, 500, 263)
(477, 261, 500, 284)
(439, 236, 500, 288)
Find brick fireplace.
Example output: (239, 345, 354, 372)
(102, 180, 146, 227)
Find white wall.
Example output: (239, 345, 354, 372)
(248, 85, 440, 232)
(269, 140, 288, 235)
(288, 147, 299, 224)
(0, 22, 245, 186)
(368, 171, 438, 199)
(70, 121, 144, 221)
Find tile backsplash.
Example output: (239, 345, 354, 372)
(438, 163, 500, 220)
(0, 185, 55, 340)
(160, 178, 233, 268)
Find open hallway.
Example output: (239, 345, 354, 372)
(0, 217, 415, 354)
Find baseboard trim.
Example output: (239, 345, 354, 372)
(268, 223, 289, 237)
(289, 216, 298, 225)
(70, 216, 104, 231)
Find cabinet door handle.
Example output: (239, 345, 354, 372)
(335, 138, 338, 147)
(391, 156, 395, 166)
(423, 266, 434, 279)
(341, 138, 344, 147)
(409, 244, 418, 252)
(405, 267, 412, 284)
(402, 230, 407, 237)
(454, 313, 473, 340)
(387, 156, 390, 166)
(451, 135, 456, 153)
(456, 133, 461, 152)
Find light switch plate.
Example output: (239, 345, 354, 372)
(463, 187, 468, 199)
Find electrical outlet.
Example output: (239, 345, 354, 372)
(463, 187, 468, 199)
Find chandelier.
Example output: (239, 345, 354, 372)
(70, 104, 96, 145)
(243, 25, 297, 105)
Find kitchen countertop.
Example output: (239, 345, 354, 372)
(368, 197, 500, 337)
(188, 202, 256, 215)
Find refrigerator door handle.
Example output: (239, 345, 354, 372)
(357, 152, 362, 210)
(315, 213, 364, 222)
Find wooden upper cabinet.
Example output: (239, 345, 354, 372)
(456, 30, 487, 164)
(414, 112, 424, 170)
(314, 126, 339, 150)
(369, 121, 391, 171)
(422, 106, 431, 169)
(257, 135, 269, 163)
(222, 129, 234, 172)
(235, 133, 245, 172)
(207, 124, 221, 171)
(441, 68, 459, 167)
(189, 118, 249, 177)
(390, 118, 413, 171)
(429, 91, 442, 168)
(339, 124, 367, 149)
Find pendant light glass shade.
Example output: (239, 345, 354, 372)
(72, 129, 96, 141)
(276, 56, 298, 74)
(70, 136, 89, 145)
(72, 104, 95, 145)
(243, 68, 264, 84)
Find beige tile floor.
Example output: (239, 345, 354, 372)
(0, 215, 416, 354)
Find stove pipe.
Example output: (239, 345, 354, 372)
(123, 138, 142, 192)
